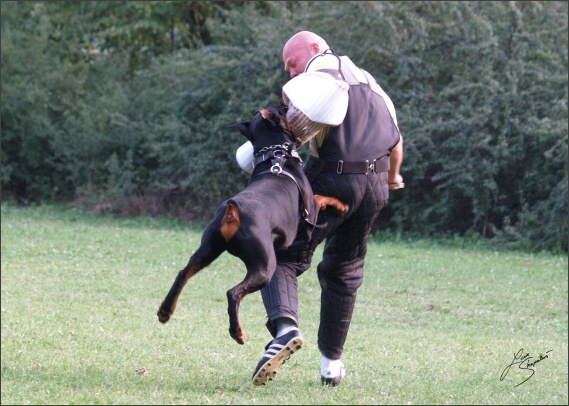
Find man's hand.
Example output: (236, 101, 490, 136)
(388, 173, 405, 190)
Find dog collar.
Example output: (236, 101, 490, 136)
(252, 145, 302, 169)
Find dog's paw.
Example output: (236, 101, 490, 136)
(157, 306, 171, 323)
(314, 195, 349, 216)
(232, 335, 246, 345)
(229, 328, 246, 345)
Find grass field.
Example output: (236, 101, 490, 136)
(1, 204, 567, 405)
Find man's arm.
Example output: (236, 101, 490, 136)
(388, 134, 404, 190)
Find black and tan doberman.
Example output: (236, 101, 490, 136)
(157, 103, 348, 344)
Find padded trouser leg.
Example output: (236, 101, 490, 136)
(315, 173, 386, 359)
(261, 262, 300, 337)
(317, 259, 364, 360)
(262, 214, 334, 337)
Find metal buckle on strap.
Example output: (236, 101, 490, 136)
(270, 150, 285, 175)
(336, 160, 344, 174)
(365, 159, 376, 175)
(291, 150, 303, 164)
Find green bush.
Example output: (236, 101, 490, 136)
(1, 1, 567, 252)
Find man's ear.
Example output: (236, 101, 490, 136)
(310, 42, 320, 54)
(228, 122, 254, 143)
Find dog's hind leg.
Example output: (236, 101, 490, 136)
(157, 216, 227, 324)
(226, 236, 275, 345)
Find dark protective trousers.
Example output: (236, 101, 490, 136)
(261, 157, 389, 360)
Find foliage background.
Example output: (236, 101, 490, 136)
(1, 1, 567, 253)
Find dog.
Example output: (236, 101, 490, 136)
(157, 103, 348, 344)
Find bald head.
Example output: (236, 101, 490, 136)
(283, 31, 330, 78)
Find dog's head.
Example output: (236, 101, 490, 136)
(229, 103, 301, 150)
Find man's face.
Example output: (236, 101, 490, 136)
(283, 42, 317, 79)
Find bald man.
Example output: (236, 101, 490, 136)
(252, 31, 404, 387)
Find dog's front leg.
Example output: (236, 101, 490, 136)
(314, 194, 349, 216)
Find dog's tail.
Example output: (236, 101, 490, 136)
(220, 203, 240, 242)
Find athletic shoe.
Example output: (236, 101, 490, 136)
(321, 362, 346, 387)
(252, 329, 304, 386)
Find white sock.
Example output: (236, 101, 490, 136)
(320, 355, 345, 377)
(275, 318, 297, 338)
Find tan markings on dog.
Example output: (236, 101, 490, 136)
(314, 195, 349, 216)
(220, 203, 241, 242)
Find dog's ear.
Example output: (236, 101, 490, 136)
(259, 109, 273, 120)
(228, 122, 254, 142)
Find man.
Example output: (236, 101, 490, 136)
(252, 31, 404, 387)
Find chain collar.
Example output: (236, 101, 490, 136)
(252, 142, 302, 171)
(254, 142, 292, 158)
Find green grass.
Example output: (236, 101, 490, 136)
(1, 204, 567, 405)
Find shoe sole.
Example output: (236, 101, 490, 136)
(252, 336, 304, 386)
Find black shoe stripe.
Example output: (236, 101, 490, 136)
(252, 336, 304, 386)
